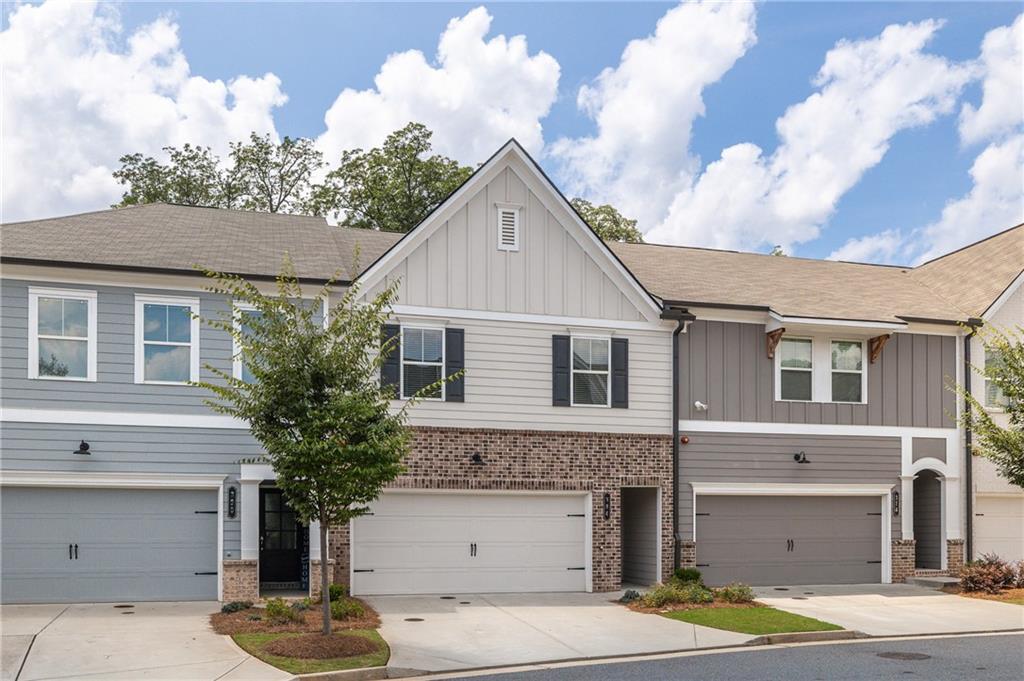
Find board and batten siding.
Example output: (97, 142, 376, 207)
(677, 431, 902, 541)
(395, 316, 673, 433)
(679, 320, 957, 427)
(365, 164, 646, 322)
(0, 421, 259, 559)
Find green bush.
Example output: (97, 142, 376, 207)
(960, 554, 1015, 593)
(619, 589, 641, 604)
(220, 601, 253, 614)
(715, 583, 755, 603)
(313, 583, 349, 604)
(330, 597, 366, 621)
(640, 581, 713, 608)
(264, 597, 302, 623)
(673, 567, 703, 584)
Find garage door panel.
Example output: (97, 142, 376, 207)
(356, 541, 473, 568)
(474, 542, 584, 568)
(361, 517, 472, 542)
(975, 496, 1024, 562)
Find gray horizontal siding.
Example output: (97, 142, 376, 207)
(1, 421, 261, 559)
(678, 431, 901, 541)
(680, 320, 956, 427)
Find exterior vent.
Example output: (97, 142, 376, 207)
(496, 205, 520, 252)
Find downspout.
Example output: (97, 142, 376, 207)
(661, 306, 695, 571)
(963, 317, 983, 562)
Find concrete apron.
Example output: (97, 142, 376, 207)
(0, 601, 288, 681)
(754, 583, 1024, 637)
(366, 591, 753, 675)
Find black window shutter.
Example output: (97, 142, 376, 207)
(381, 324, 401, 398)
(552, 335, 571, 407)
(611, 337, 629, 408)
(445, 328, 465, 402)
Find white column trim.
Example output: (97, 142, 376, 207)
(680, 419, 957, 438)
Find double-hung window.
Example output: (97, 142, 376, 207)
(28, 287, 97, 381)
(135, 295, 200, 384)
(985, 349, 1009, 409)
(571, 337, 610, 406)
(830, 341, 864, 403)
(401, 327, 444, 399)
(233, 305, 264, 383)
(779, 338, 812, 401)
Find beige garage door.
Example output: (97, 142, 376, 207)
(975, 495, 1024, 562)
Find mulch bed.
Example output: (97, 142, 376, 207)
(211, 599, 380, 635)
(627, 600, 763, 614)
(960, 587, 1024, 603)
(262, 633, 379, 659)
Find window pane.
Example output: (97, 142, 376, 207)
(589, 340, 609, 372)
(781, 369, 812, 401)
(281, 531, 297, 550)
(832, 341, 862, 371)
(38, 338, 87, 378)
(573, 372, 608, 405)
(238, 310, 263, 383)
(403, 363, 442, 398)
(143, 344, 190, 382)
(421, 329, 443, 363)
(166, 305, 191, 343)
(986, 380, 1008, 408)
(780, 339, 812, 369)
(144, 304, 166, 341)
(265, 493, 280, 511)
(37, 297, 64, 335)
(832, 372, 862, 402)
(572, 339, 592, 370)
(265, 531, 280, 550)
(264, 513, 280, 530)
(62, 299, 88, 337)
(403, 328, 423, 361)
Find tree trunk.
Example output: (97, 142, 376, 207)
(320, 517, 331, 635)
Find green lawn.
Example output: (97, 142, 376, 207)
(232, 630, 389, 675)
(663, 606, 843, 635)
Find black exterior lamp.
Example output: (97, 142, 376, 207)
(74, 440, 91, 456)
(793, 451, 810, 464)
(469, 452, 485, 465)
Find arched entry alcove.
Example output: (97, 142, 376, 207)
(913, 470, 943, 570)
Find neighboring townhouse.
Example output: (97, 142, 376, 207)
(910, 226, 1024, 563)
(0, 138, 1020, 605)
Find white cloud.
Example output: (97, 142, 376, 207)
(548, 1, 757, 230)
(959, 14, 1023, 145)
(316, 7, 559, 166)
(646, 19, 974, 251)
(0, 0, 286, 222)
(828, 229, 905, 264)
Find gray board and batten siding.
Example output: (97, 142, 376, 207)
(679, 320, 957, 427)
(676, 431, 902, 542)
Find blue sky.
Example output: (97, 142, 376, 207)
(4, 2, 1022, 263)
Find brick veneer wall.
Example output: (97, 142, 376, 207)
(309, 559, 335, 599)
(330, 426, 674, 592)
(222, 559, 258, 602)
(892, 539, 917, 583)
(946, 539, 965, 574)
(679, 541, 696, 569)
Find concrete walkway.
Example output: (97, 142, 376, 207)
(755, 583, 1024, 636)
(367, 592, 752, 675)
(0, 602, 288, 681)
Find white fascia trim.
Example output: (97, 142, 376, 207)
(388, 304, 669, 332)
(0, 470, 226, 488)
(240, 463, 275, 482)
(1, 407, 248, 429)
(982, 269, 1023, 320)
(768, 311, 907, 331)
(691, 482, 895, 496)
(679, 419, 957, 438)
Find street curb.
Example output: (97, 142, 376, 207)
(291, 666, 388, 681)
(745, 630, 861, 645)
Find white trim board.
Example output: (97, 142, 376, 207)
(679, 419, 957, 438)
(388, 304, 670, 332)
(983, 269, 1023, 320)
(1, 407, 248, 429)
(0, 470, 227, 488)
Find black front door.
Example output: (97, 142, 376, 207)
(259, 488, 302, 586)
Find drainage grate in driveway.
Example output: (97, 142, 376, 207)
(877, 652, 931, 661)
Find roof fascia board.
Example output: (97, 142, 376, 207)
(982, 269, 1024, 321)
(768, 311, 908, 331)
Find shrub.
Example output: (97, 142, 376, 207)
(313, 584, 349, 604)
(290, 600, 311, 613)
(673, 567, 703, 584)
(1012, 560, 1024, 588)
(676, 582, 714, 604)
(330, 597, 365, 621)
(264, 597, 302, 623)
(640, 581, 713, 608)
(960, 554, 1015, 593)
(716, 583, 755, 603)
(619, 589, 641, 604)
(220, 601, 253, 614)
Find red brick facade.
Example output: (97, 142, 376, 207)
(891, 539, 917, 583)
(329, 426, 674, 592)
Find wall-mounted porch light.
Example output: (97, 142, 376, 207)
(793, 451, 810, 464)
(74, 440, 91, 456)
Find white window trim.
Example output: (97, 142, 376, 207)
(570, 335, 612, 408)
(27, 287, 97, 382)
(400, 325, 446, 401)
(774, 335, 867, 404)
(776, 336, 813, 402)
(232, 302, 257, 381)
(134, 294, 201, 385)
(495, 202, 521, 252)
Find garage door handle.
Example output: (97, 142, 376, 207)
(74, 544, 78, 560)
(69, 543, 73, 560)
(194, 571, 217, 575)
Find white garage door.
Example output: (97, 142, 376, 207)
(975, 495, 1024, 562)
(351, 493, 588, 595)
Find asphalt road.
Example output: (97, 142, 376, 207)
(440, 634, 1024, 681)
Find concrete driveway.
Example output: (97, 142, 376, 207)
(0, 602, 288, 681)
(755, 583, 1024, 636)
(367, 592, 752, 675)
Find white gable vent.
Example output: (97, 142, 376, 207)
(496, 204, 520, 252)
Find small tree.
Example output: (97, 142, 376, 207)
(194, 259, 450, 634)
(570, 198, 644, 243)
(954, 325, 1023, 489)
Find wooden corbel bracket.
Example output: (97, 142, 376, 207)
(869, 334, 891, 364)
(766, 328, 786, 359)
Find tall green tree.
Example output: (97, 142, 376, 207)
(230, 133, 324, 214)
(570, 198, 644, 243)
(955, 325, 1023, 489)
(193, 260, 454, 634)
(309, 122, 473, 232)
(112, 144, 222, 208)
